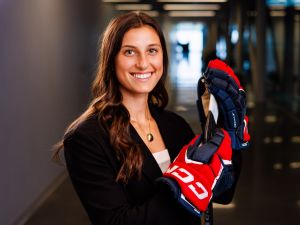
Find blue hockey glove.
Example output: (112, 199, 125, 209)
(203, 59, 250, 150)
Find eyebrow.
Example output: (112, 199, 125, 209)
(121, 44, 161, 49)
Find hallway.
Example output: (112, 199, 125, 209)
(23, 67, 300, 225)
(1, 0, 300, 225)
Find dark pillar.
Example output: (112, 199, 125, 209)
(236, 0, 244, 75)
(282, 6, 295, 93)
(254, 0, 266, 102)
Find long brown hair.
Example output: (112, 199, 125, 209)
(53, 11, 169, 183)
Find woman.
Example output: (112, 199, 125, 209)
(54, 11, 199, 225)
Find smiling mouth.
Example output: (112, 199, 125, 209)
(131, 72, 153, 79)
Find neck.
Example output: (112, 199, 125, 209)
(122, 93, 154, 142)
(122, 93, 150, 123)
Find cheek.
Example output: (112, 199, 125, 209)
(152, 55, 164, 72)
(115, 57, 134, 81)
(116, 57, 131, 71)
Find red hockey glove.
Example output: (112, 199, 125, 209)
(157, 129, 233, 217)
(201, 59, 250, 150)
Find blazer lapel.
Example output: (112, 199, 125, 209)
(130, 125, 163, 181)
(151, 108, 178, 161)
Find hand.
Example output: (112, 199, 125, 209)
(203, 59, 250, 150)
(157, 129, 233, 216)
(188, 129, 234, 198)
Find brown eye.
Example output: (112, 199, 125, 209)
(148, 48, 158, 55)
(124, 49, 135, 56)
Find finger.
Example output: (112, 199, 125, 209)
(188, 130, 224, 163)
(210, 85, 246, 114)
(206, 59, 241, 88)
(208, 77, 239, 99)
(212, 89, 237, 111)
(189, 143, 217, 164)
(206, 68, 239, 91)
(235, 92, 246, 110)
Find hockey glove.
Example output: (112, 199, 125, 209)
(203, 59, 250, 150)
(188, 128, 234, 199)
(157, 129, 233, 217)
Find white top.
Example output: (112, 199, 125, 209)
(152, 149, 171, 173)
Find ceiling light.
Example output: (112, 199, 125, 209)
(158, 0, 227, 2)
(269, 5, 285, 10)
(103, 0, 139, 2)
(163, 4, 220, 10)
(143, 11, 160, 17)
(168, 10, 215, 17)
(115, 4, 152, 10)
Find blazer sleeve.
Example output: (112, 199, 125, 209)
(64, 130, 189, 225)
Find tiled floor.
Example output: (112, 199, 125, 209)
(24, 50, 300, 224)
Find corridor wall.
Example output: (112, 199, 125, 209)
(0, 0, 103, 224)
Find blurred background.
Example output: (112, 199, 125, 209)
(0, 0, 300, 225)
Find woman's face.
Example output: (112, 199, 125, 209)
(115, 25, 163, 98)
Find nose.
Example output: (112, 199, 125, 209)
(136, 54, 149, 70)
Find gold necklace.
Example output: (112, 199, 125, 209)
(131, 110, 154, 142)
(146, 115, 154, 142)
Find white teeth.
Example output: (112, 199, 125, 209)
(133, 73, 152, 79)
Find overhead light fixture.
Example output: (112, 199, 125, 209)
(269, 5, 285, 10)
(115, 4, 152, 10)
(163, 4, 220, 10)
(168, 10, 215, 17)
(159, 0, 226, 2)
(117, 10, 158, 17)
(142, 11, 160, 17)
(103, 0, 139, 2)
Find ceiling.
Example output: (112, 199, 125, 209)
(101, 0, 300, 18)
(101, 0, 230, 18)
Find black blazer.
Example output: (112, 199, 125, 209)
(64, 107, 241, 225)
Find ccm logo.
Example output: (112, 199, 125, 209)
(166, 165, 208, 200)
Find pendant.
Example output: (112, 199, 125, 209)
(147, 133, 154, 142)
